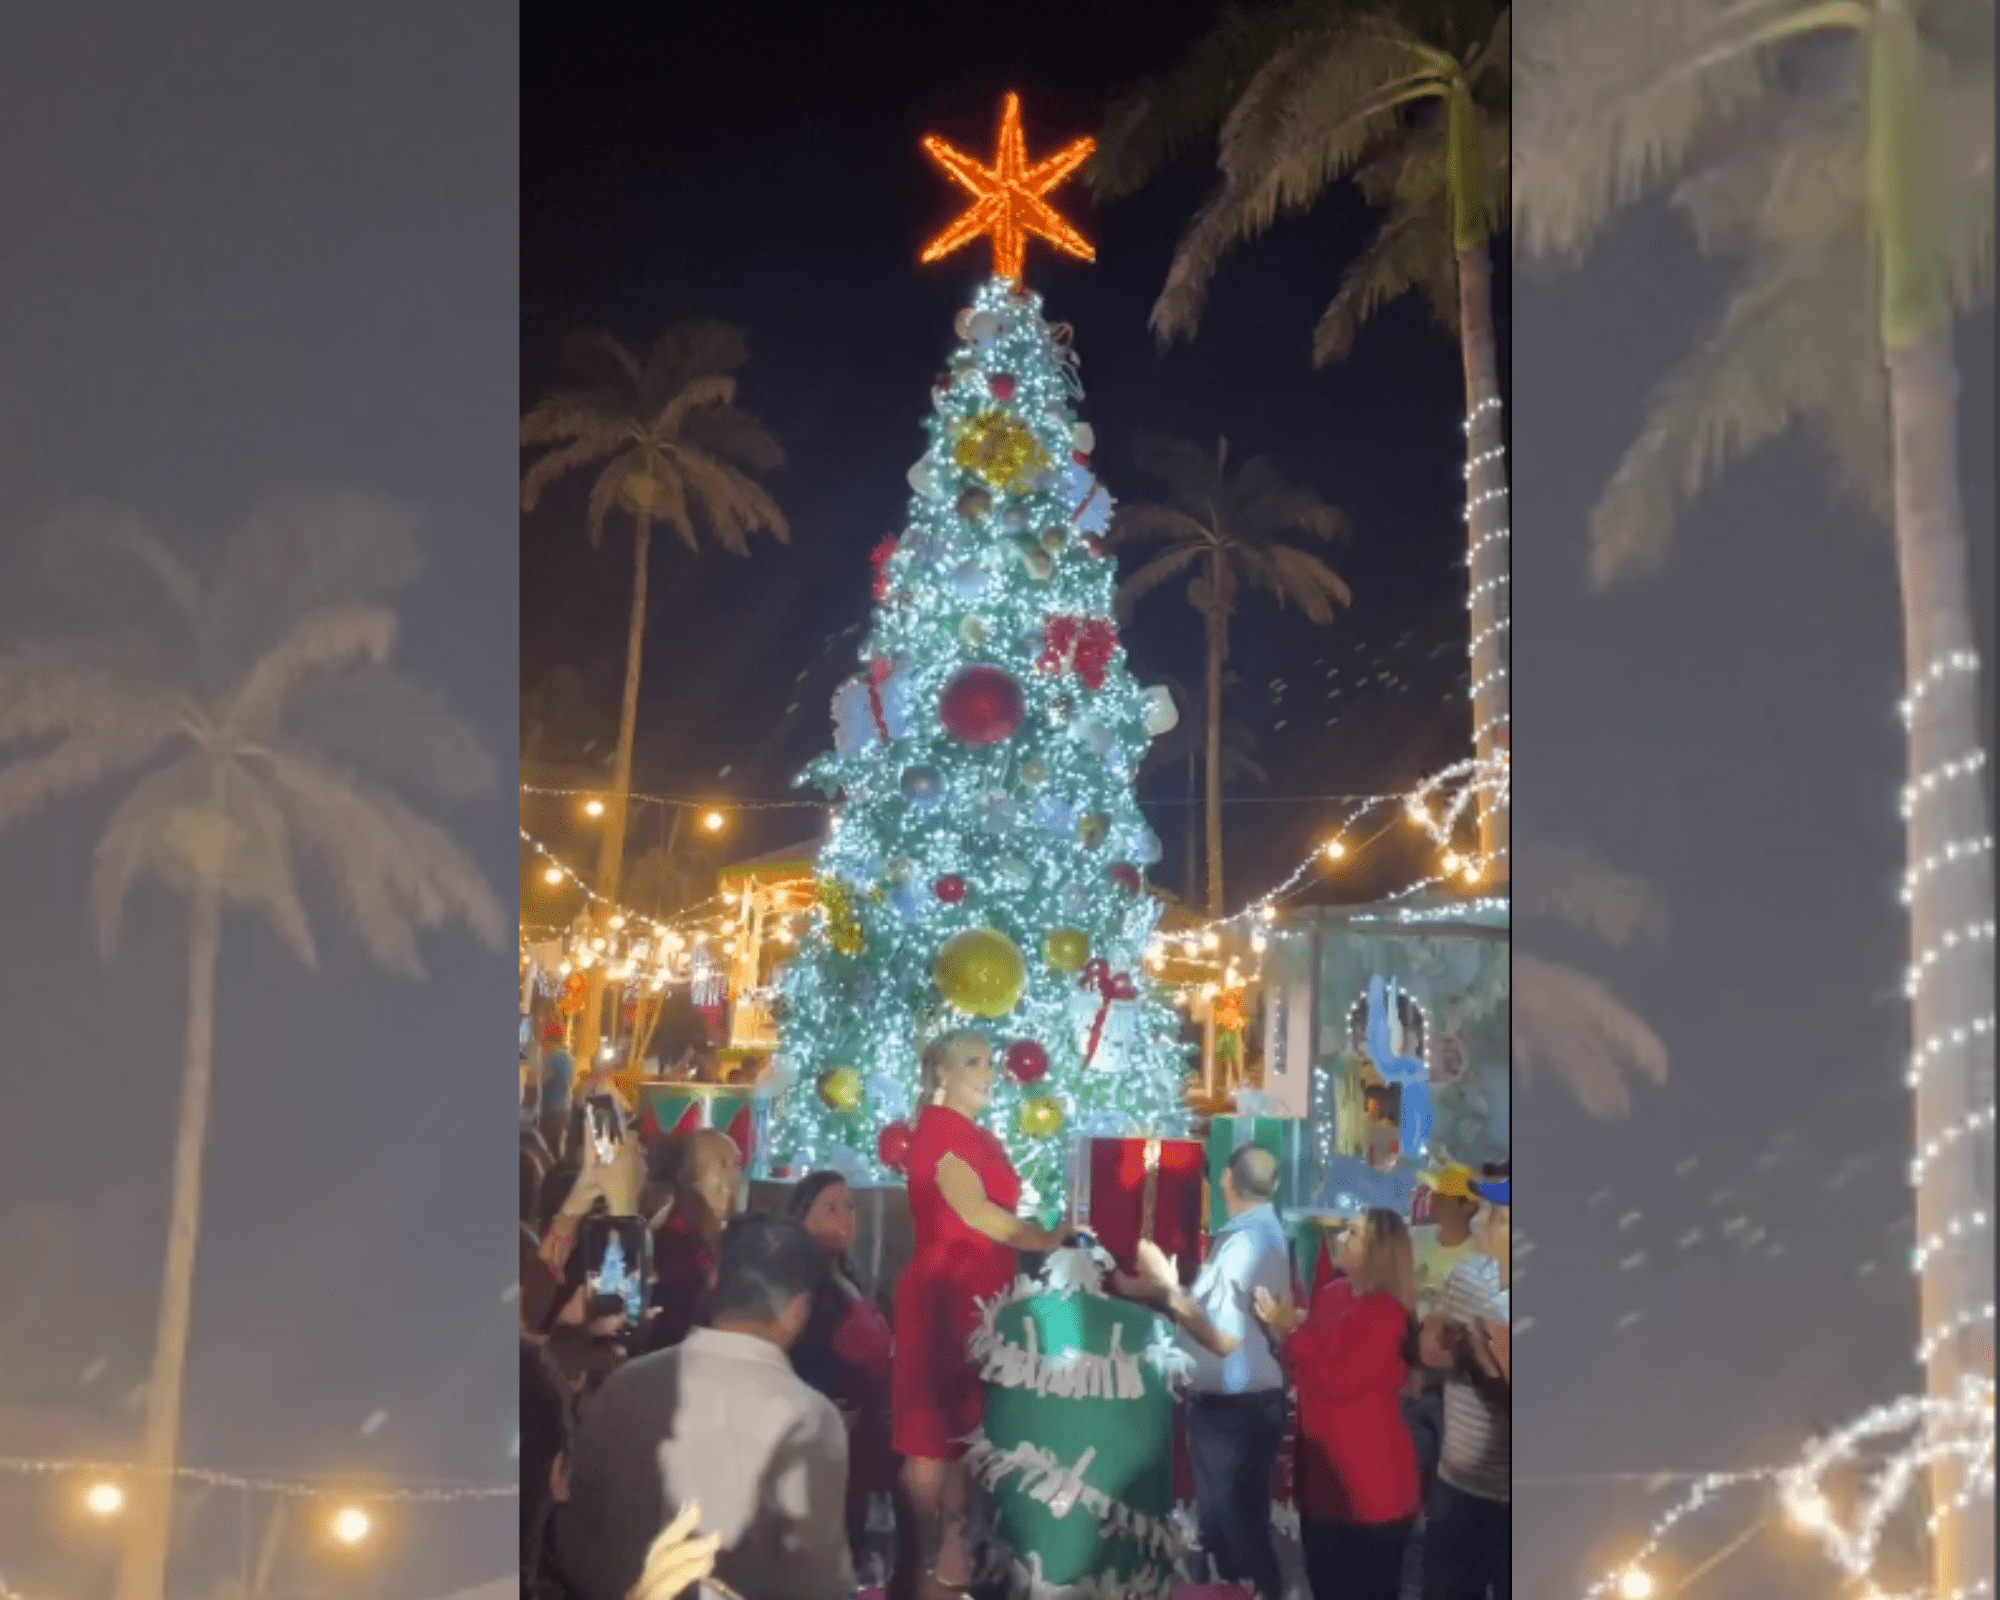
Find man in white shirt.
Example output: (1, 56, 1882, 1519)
(1125, 1143, 1293, 1600)
(557, 1214, 855, 1600)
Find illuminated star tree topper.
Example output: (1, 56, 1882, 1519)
(920, 92, 1095, 281)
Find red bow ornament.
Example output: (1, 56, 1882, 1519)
(1077, 957, 1137, 1069)
(1037, 616, 1119, 693)
(869, 536, 900, 601)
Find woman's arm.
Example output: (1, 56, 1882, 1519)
(935, 1152, 1061, 1252)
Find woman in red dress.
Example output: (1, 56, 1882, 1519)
(894, 1031, 1064, 1592)
(1254, 1207, 1421, 1600)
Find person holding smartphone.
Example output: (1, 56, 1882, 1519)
(1417, 1168, 1509, 1600)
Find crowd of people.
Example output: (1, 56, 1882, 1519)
(518, 1028, 1511, 1600)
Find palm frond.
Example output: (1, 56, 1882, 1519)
(655, 374, 738, 439)
(584, 453, 642, 546)
(1091, 0, 1326, 200)
(288, 666, 497, 801)
(1514, 0, 1782, 261)
(1129, 434, 1225, 508)
(1468, 6, 1511, 90)
(0, 723, 180, 831)
(214, 768, 320, 968)
(0, 642, 179, 744)
(263, 752, 505, 976)
(644, 321, 752, 405)
(1313, 188, 1460, 364)
(1217, 14, 1441, 215)
(225, 608, 396, 738)
(1109, 505, 1215, 552)
(212, 493, 425, 650)
(1590, 244, 1887, 586)
(1251, 543, 1354, 623)
(91, 760, 203, 957)
(520, 394, 631, 450)
(667, 448, 792, 554)
(522, 434, 625, 514)
(557, 329, 644, 394)
(681, 404, 787, 475)
(1513, 835, 1666, 945)
(1513, 951, 1670, 1117)
(36, 509, 207, 631)
(1115, 545, 1206, 619)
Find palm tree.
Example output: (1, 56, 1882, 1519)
(0, 497, 504, 1600)
(521, 323, 789, 1069)
(1512, 837, 1669, 1117)
(1515, 6, 1993, 1583)
(1114, 436, 1352, 913)
(1092, 0, 1512, 867)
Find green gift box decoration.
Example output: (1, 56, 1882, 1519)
(971, 1260, 1191, 1594)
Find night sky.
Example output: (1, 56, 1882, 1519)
(520, 0, 1497, 920)
(1, 8, 518, 1599)
(1512, 204, 1996, 1591)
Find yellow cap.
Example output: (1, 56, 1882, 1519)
(1419, 1164, 1478, 1202)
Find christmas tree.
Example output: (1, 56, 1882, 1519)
(769, 94, 1190, 1219)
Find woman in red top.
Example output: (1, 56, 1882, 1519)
(787, 1171, 900, 1576)
(893, 1031, 1064, 1592)
(1255, 1207, 1420, 1600)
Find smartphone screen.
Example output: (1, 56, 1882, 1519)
(583, 1092, 625, 1166)
(576, 1214, 650, 1338)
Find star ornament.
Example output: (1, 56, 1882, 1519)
(920, 92, 1096, 281)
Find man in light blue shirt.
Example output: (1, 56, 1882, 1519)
(1125, 1143, 1292, 1599)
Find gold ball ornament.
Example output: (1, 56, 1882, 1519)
(831, 922, 865, 957)
(1018, 1095, 1066, 1139)
(959, 615, 988, 651)
(951, 408, 1048, 491)
(934, 927, 1028, 1017)
(1042, 927, 1090, 973)
(1018, 756, 1048, 787)
(817, 1066, 865, 1114)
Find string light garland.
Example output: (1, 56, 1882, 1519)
(1887, 633, 1995, 1600)
(1461, 393, 1510, 851)
(1581, 1378, 1994, 1600)
(0, 1456, 514, 1503)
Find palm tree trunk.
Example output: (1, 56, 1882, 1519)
(116, 884, 222, 1600)
(577, 516, 652, 1075)
(1456, 240, 1510, 881)
(1203, 596, 1228, 918)
(1184, 746, 1199, 904)
(1884, 333, 1995, 1600)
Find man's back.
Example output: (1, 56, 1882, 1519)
(557, 1327, 854, 1600)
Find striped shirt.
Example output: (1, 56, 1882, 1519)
(1437, 1254, 1509, 1502)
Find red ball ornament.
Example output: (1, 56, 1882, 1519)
(1005, 1039, 1050, 1084)
(938, 665, 1026, 747)
(877, 1120, 913, 1172)
(1110, 862, 1142, 896)
(990, 374, 1017, 401)
(934, 874, 968, 904)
